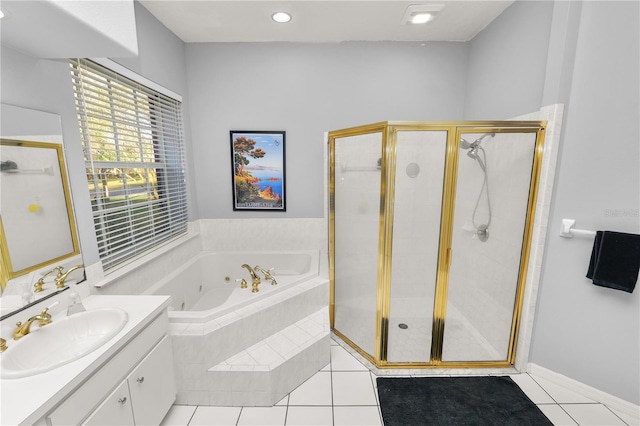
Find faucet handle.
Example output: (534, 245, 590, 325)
(34, 266, 64, 293)
(235, 278, 248, 289)
(0, 338, 7, 352)
(38, 308, 52, 326)
(39, 301, 58, 325)
(254, 266, 274, 280)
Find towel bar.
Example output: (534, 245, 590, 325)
(560, 218, 597, 238)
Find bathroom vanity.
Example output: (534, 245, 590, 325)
(0, 295, 175, 425)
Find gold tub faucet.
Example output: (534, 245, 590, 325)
(241, 264, 261, 293)
(13, 306, 54, 340)
(55, 265, 84, 288)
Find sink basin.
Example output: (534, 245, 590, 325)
(1, 308, 128, 379)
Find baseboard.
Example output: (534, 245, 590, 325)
(528, 363, 640, 420)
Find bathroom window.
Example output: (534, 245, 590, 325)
(70, 59, 187, 271)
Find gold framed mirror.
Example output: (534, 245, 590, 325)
(0, 139, 80, 291)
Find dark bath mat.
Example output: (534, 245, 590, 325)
(377, 376, 553, 426)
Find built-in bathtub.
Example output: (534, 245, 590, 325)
(143, 250, 329, 406)
(144, 250, 320, 323)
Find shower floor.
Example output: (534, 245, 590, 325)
(334, 297, 502, 364)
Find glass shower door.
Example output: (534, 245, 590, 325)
(386, 130, 447, 363)
(442, 131, 538, 362)
(332, 131, 383, 359)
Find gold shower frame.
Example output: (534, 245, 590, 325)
(329, 121, 546, 369)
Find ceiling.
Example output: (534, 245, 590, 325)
(139, 1, 515, 43)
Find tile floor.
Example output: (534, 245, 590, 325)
(161, 338, 639, 426)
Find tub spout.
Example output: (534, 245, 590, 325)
(242, 263, 260, 287)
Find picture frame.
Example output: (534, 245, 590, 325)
(230, 130, 286, 211)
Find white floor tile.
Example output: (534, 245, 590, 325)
(189, 406, 241, 426)
(331, 346, 369, 371)
(286, 406, 333, 425)
(510, 373, 555, 404)
(288, 371, 333, 406)
(167, 335, 635, 426)
(332, 371, 378, 406)
(333, 406, 383, 426)
(537, 404, 578, 425)
(560, 404, 627, 425)
(237, 406, 287, 425)
(160, 405, 197, 426)
(531, 375, 596, 404)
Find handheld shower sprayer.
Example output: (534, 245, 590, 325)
(460, 132, 495, 242)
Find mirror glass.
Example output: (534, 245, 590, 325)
(0, 104, 81, 293)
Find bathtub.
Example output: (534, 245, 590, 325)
(144, 250, 320, 323)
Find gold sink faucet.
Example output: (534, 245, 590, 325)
(241, 264, 261, 293)
(54, 264, 84, 289)
(13, 305, 55, 340)
(34, 266, 64, 293)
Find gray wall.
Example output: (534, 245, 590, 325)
(185, 42, 468, 218)
(465, 0, 639, 404)
(463, 1, 554, 119)
(530, 1, 640, 404)
(0, 46, 99, 265)
(0, 2, 192, 267)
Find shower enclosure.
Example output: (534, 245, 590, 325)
(329, 121, 546, 368)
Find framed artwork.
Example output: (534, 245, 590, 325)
(230, 130, 286, 211)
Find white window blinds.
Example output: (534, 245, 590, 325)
(70, 59, 188, 271)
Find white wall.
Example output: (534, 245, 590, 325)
(185, 42, 468, 219)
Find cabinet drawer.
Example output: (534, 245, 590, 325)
(47, 312, 168, 426)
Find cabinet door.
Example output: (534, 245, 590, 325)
(128, 336, 177, 425)
(83, 381, 134, 426)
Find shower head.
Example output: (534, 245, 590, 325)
(460, 133, 495, 158)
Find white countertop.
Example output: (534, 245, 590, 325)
(0, 295, 171, 426)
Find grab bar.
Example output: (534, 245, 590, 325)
(559, 218, 597, 238)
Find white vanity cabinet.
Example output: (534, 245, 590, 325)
(83, 337, 175, 426)
(46, 311, 176, 426)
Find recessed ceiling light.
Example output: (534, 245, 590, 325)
(411, 13, 434, 24)
(401, 4, 444, 25)
(272, 12, 291, 23)
(0, 9, 5, 19)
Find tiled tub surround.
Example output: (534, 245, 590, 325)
(150, 250, 330, 407)
(144, 250, 320, 322)
(169, 277, 329, 406)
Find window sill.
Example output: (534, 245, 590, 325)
(86, 231, 200, 289)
